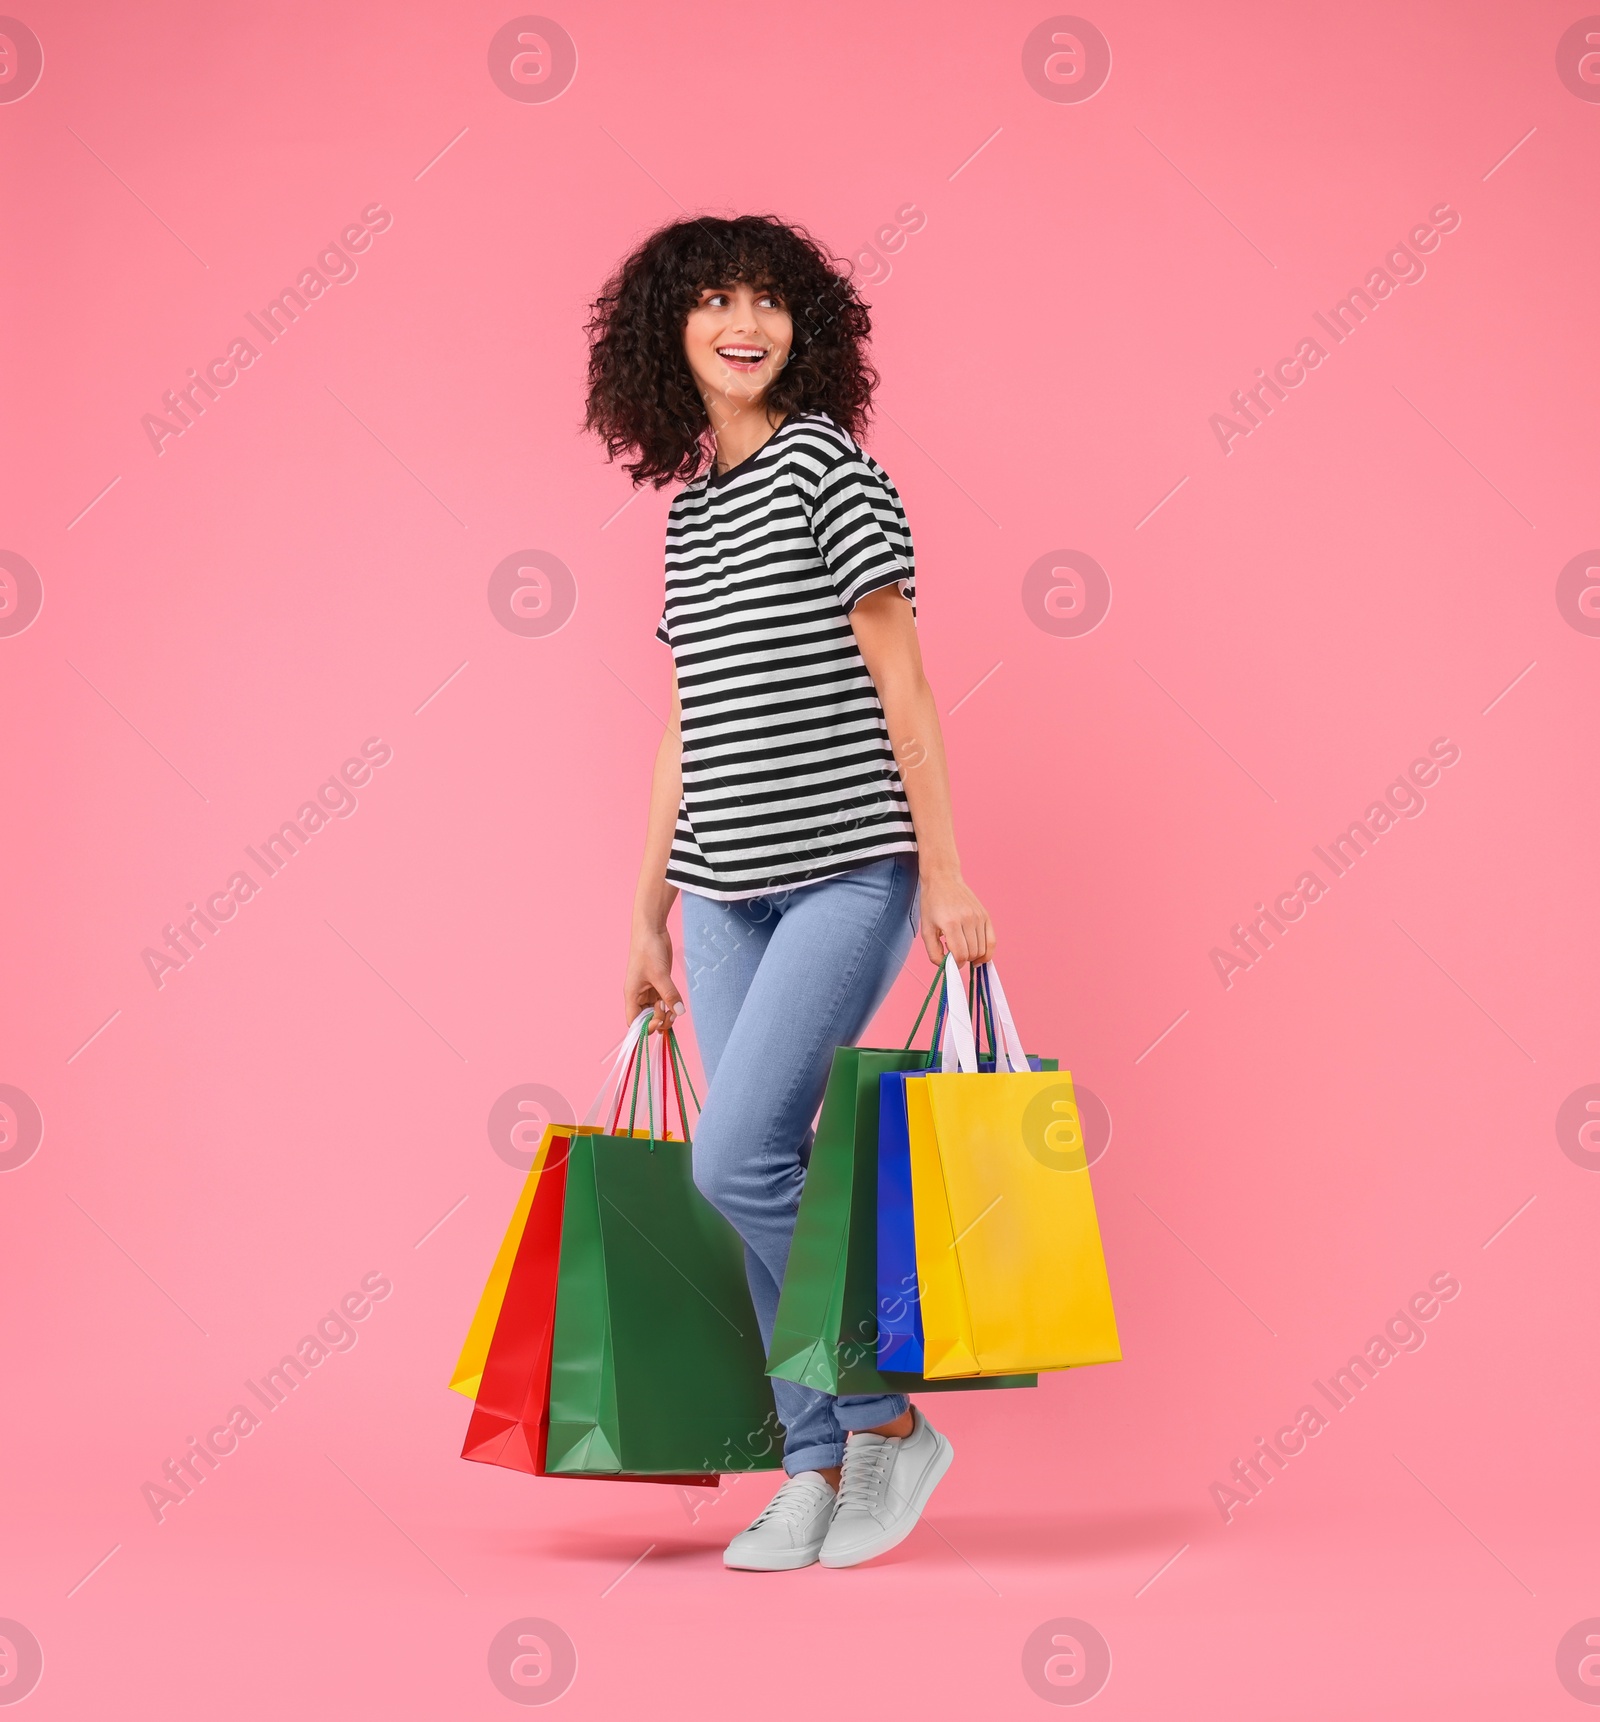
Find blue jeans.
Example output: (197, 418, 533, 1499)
(681, 853, 920, 1474)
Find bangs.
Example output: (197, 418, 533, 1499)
(677, 228, 795, 304)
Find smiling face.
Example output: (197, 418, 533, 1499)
(682, 280, 793, 424)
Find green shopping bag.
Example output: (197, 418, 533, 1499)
(767, 973, 1041, 1397)
(544, 1025, 783, 1477)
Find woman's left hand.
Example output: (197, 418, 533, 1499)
(917, 868, 994, 968)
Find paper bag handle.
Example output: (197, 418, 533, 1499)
(906, 964, 992, 1066)
(937, 959, 1030, 1075)
(981, 962, 1031, 1074)
(612, 1016, 700, 1145)
(582, 1009, 655, 1129)
(939, 954, 980, 1073)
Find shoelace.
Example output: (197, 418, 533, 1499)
(751, 1476, 830, 1528)
(836, 1437, 895, 1513)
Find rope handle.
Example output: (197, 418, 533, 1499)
(667, 1026, 701, 1115)
(904, 960, 1000, 1068)
(609, 1024, 643, 1135)
(610, 1018, 698, 1145)
(964, 971, 992, 1060)
(903, 967, 946, 1052)
(936, 958, 1029, 1073)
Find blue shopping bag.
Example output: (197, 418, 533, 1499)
(876, 1067, 927, 1371)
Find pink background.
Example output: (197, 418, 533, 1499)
(3, 0, 1598, 1715)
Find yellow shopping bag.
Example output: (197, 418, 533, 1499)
(909, 959, 1120, 1377)
(449, 1121, 567, 1399)
(448, 1011, 663, 1399)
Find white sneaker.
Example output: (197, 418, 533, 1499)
(722, 1471, 838, 1571)
(819, 1408, 953, 1568)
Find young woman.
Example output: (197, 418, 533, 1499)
(585, 214, 994, 1571)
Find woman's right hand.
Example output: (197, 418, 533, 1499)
(624, 923, 683, 1033)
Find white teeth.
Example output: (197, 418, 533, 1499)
(718, 348, 765, 360)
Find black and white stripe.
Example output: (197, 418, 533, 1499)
(656, 410, 919, 900)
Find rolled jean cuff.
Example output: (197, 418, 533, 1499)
(784, 1441, 844, 1476)
(833, 1393, 910, 1433)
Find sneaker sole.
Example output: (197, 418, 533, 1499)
(722, 1543, 826, 1573)
(818, 1432, 954, 1569)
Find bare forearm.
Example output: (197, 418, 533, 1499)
(633, 723, 682, 932)
(849, 585, 994, 964)
(881, 673, 961, 880)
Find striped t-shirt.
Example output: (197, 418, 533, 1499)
(655, 410, 919, 901)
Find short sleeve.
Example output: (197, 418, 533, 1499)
(809, 456, 916, 615)
(655, 612, 670, 645)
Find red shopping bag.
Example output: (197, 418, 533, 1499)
(460, 1020, 719, 1487)
(460, 1131, 573, 1472)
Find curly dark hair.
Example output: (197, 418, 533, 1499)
(584, 214, 878, 489)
